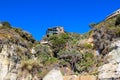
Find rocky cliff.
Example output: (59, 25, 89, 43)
(98, 40, 120, 80)
(0, 10, 120, 80)
(0, 25, 39, 80)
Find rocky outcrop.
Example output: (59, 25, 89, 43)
(0, 25, 40, 80)
(92, 26, 115, 55)
(0, 43, 33, 80)
(43, 68, 63, 80)
(1, 14, 120, 80)
(98, 40, 120, 80)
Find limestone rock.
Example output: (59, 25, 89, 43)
(43, 68, 63, 80)
(98, 61, 119, 79)
(107, 40, 120, 61)
(87, 37, 94, 49)
(98, 40, 120, 79)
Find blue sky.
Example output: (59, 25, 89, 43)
(0, 0, 120, 40)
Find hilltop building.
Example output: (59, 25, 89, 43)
(106, 9, 120, 20)
(40, 26, 64, 44)
(46, 26, 64, 36)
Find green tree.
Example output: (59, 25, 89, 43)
(58, 50, 82, 72)
(48, 33, 70, 57)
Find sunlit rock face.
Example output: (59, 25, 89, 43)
(0, 43, 28, 80)
(92, 26, 115, 55)
(43, 68, 63, 80)
(98, 40, 120, 80)
(0, 24, 39, 80)
(0, 44, 18, 80)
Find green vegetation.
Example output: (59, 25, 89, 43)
(48, 33, 70, 56)
(0, 21, 107, 78)
(1, 21, 11, 28)
(79, 53, 94, 72)
(89, 22, 97, 28)
(44, 57, 58, 66)
(84, 43, 93, 49)
(21, 59, 42, 71)
(14, 28, 35, 43)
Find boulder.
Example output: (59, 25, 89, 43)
(98, 62, 119, 79)
(98, 40, 120, 80)
(43, 68, 63, 80)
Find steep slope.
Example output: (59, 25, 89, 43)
(98, 40, 120, 79)
(88, 12, 120, 79)
(0, 10, 120, 80)
(0, 23, 41, 80)
(89, 14, 120, 55)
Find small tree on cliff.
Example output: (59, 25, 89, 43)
(89, 22, 97, 29)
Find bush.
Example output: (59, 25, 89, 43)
(34, 44, 53, 62)
(89, 22, 97, 28)
(1, 21, 11, 28)
(21, 59, 42, 71)
(58, 50, 82, 71)
(77, 53, 95, 72)
(48, 33, 70, 56)
(84, 43, 93, 49)
(44, 57, 58, 66)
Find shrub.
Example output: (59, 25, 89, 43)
(44, 57, 58, 66)
(1, 21, 11, 28)
(77, 53, 95, 72)
(21, 59, 42, 71)
(58, 50, 82, 71)
(34, 44, 53, 62)
(84, 43, 93, 49)
(48, 33, 70, 56)
(89, 22, 97, 28)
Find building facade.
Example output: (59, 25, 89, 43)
(46, 27, 64, 36)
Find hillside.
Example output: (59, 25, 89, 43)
(0, 9, 120, 80)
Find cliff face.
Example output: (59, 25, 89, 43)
(98, 40, 120, 79)
(89, 13, 120, 79)
(0, 10, 120, 80)
(0, 24, 61, 80)
(0, 25, 39, 80)
(0, 43, 30, 80)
